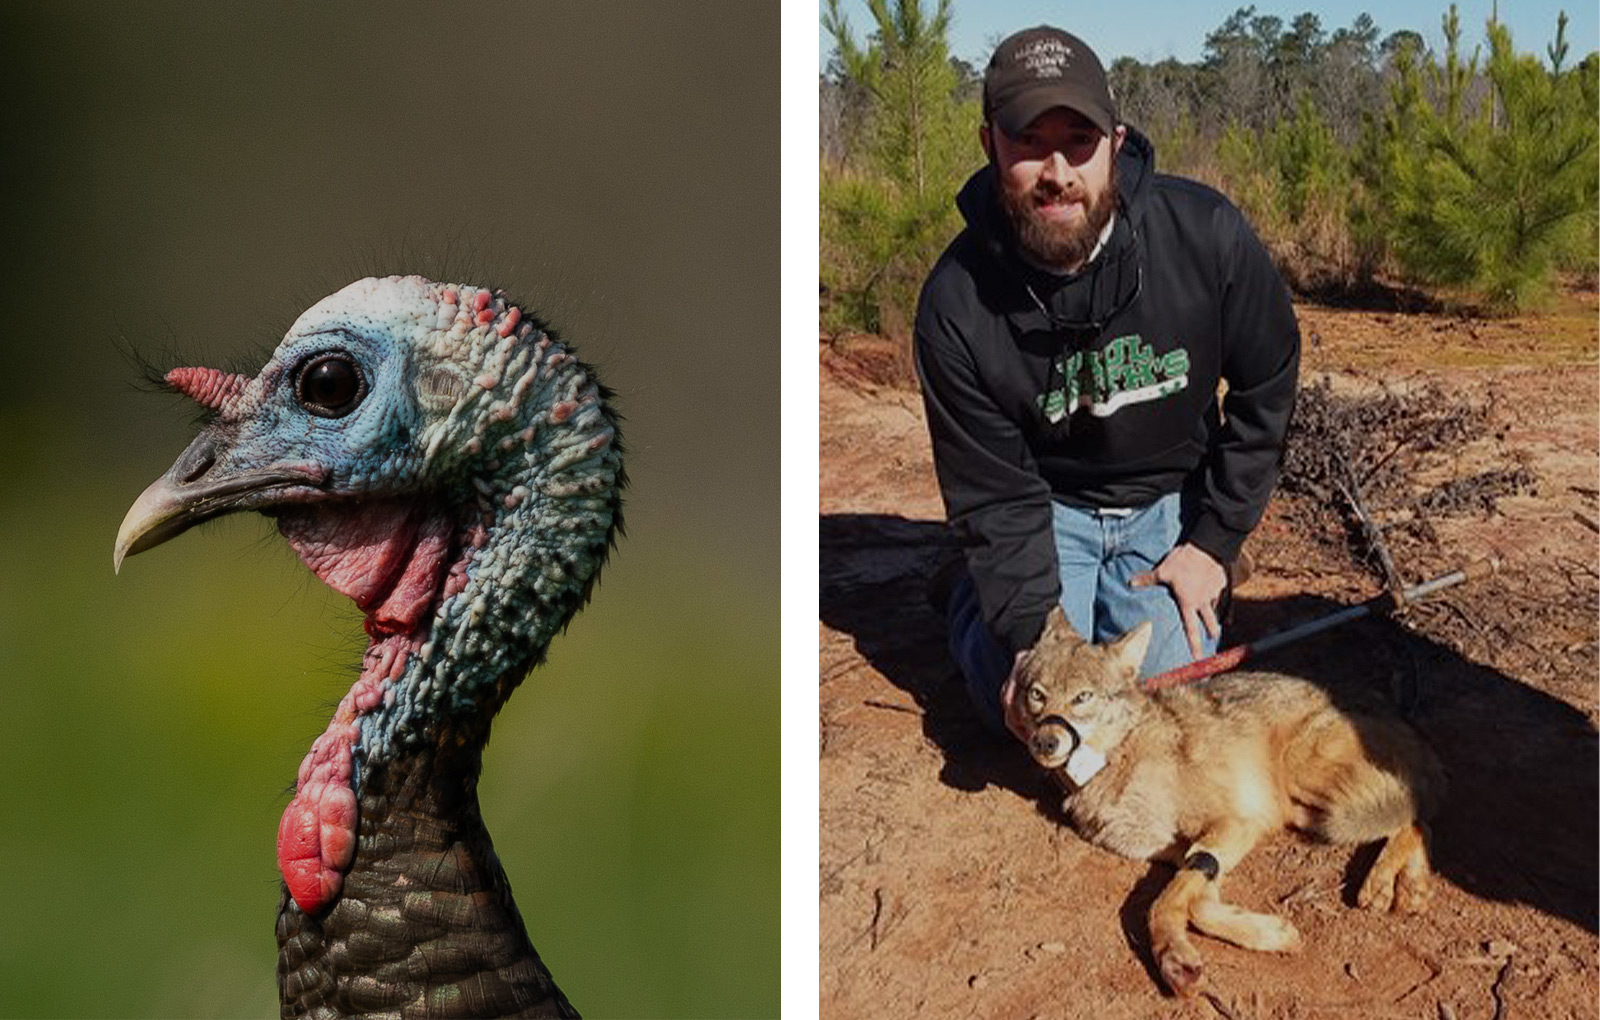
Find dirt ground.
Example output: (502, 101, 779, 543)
(819, 288, 1599, 1020)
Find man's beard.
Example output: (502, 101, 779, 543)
(1000, 169, 1119, 271)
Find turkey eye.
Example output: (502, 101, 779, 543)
(296, 355, 364, 417)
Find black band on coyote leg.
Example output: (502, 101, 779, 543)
(1183, 851, 1221, 880)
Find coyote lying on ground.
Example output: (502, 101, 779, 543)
(1011, 607, 1446, 996)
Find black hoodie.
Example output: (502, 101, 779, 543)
(914, 128, 1299, 657)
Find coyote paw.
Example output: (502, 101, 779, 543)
(1360, 825, 1433, 914)
(1255, 916, 1303, 954)
(1394, 871, 1432, 913)
(1356, 870, 1396, 912)
(1157, 940, 1206, 997)
(1359, 862, 1435, 913)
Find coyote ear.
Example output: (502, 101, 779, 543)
(1043, 606, 1085, 644)
(1107, 621, 1154, 677)
(1045, 605, 1069, 631)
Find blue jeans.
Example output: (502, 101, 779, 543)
(947, 492, 1218, 734)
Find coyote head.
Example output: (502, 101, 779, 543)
(1014, 607, 1151, 783)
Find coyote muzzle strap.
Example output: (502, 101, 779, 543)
(1034, 714, 1108, 786)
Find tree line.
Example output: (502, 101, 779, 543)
(821, 0, 1598, 336)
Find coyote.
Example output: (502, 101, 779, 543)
(1011, 607, 1446, 996)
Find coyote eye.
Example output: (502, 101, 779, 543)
(1071, 690, 1096, 706)
(1025, 686, 1046, 710)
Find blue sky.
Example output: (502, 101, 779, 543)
(818, 0, 1599, 71)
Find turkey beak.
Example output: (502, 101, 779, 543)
(114, 431, 324, 573)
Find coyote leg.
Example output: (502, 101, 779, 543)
(1189, 882, 1303, 953)
(1357, 822, 1433, 913)
(1149, 822, 1266, 997)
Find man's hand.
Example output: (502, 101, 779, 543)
(998, 650, 1033, 744)
(1130, 542, 1226, 660)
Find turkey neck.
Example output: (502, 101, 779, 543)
(275, 742, 578, 1019)
(274, 485, 615, 1017)
(272, 333, 620, 1015)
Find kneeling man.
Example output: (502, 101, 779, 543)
(915, 26, 1300, 733)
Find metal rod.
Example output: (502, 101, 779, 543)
(1141, 559, 1497, 690)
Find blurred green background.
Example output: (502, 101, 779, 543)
(0, 2, 778, 1017)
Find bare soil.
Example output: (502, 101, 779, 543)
(819, 289, 1599, 1020)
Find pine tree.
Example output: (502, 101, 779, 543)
(1373, 7, 1598, 312)
(820, 0, 976, 335)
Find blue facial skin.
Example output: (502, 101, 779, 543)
(216, 327, 427, 505)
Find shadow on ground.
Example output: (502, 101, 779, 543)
(820, 510, 1599, 935)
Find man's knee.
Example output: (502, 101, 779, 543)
(1097, 577, 1216, 676)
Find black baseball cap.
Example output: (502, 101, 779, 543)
(983, 27, 1118, 138)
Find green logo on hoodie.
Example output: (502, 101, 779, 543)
(1038, 334, 1190, 424)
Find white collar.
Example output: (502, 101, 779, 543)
(1060, 718, 1110, 785)
(1064, 741, 1108, 785)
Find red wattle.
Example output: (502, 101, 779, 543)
(270, 502, 459, 913)
(278, 796, 337, 913)
(277, 744, 360, 914)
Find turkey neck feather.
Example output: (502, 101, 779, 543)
(276, 743, 579, 1019)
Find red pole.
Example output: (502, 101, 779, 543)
(1142, 644, 1251, 690)
(1139, 559, 1496, 691)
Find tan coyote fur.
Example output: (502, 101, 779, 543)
(1013, 607, 1446, 996)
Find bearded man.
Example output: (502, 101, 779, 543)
(915, 26, 1300, 736)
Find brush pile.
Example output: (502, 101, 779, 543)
(1279, 377, 1535, 573)
(1266, 376, 1594, 685)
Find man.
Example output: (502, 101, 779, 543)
(915, 26, 1299, 736)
